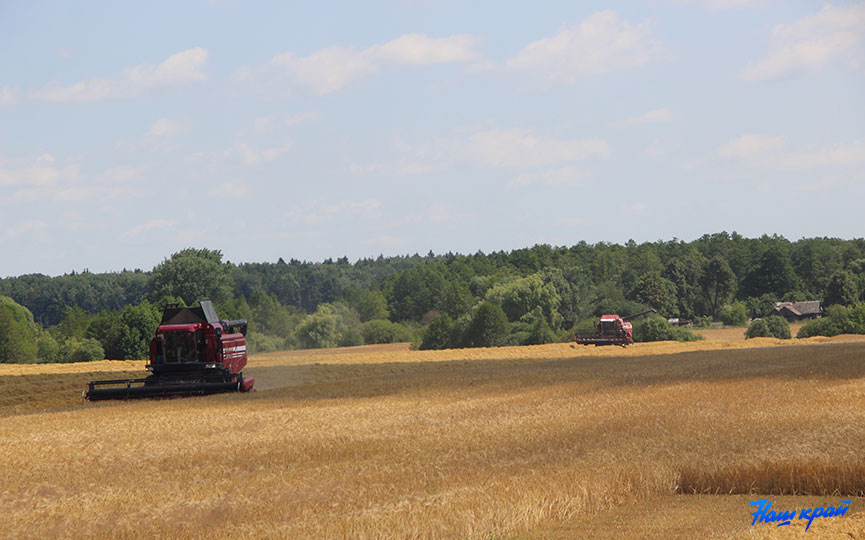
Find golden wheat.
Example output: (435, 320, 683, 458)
(1, 335, 864, 539)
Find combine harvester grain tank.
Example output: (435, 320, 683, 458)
(85, 300, 254, 401)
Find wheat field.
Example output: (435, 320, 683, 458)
(1, 333, 864, 539)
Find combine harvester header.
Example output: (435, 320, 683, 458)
(85, 300, 254, 401)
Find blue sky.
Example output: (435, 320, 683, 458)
(1, 1, 863, 277)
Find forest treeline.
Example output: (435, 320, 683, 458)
(2, 232, 865, 362)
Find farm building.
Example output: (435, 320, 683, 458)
(772, 300, 822, 322)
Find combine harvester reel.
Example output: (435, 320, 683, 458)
(86, 300, 254, 401)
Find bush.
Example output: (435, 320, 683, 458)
(67, 338, 105, 363)
(37, 334, 61, 363)
(419, 314, 456, 350)
(338, 327, 363, 348)
(692, 316, 714, 328)
(796, 305, 857, 338)
(572, 318, 598, 334)
(523, 317, 556, 345)
(360, 319, 412, 344)
(764, 315, 790, 339)
(246, 331, 286, 354)
(745, 316, 789, 339)
(720, 302, 748, 326)
(745, 319, 770, 338)
(633, 316, 701, 342)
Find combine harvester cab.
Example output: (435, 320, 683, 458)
(86, 301, 254, 401)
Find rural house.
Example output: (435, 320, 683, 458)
(772, 300, 823, 322)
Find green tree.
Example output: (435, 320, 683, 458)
(663, 251, 707, 319)
(719, 302, 748, 326)
(485, 273, 562, 329)
(419, 314, 457, 350)
(0, 306, 38, 363)
(630, 272, 677, 316)
(464, 302, 509, 348)
(56, 306, 91, 339)
(0, 297, 39, 363)
(151, 248, 234, 305)
(341, 286, 389, 322)
(745, 294, 776, 319)
(743, 245, 799, 298)
(295, 304, 340, 349)
(699, 255, 736, 319)
(824, 270, 857, 307)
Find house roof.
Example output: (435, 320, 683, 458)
(773, 300, 822, 316)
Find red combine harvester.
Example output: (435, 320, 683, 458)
(574, 309, 657, 346)
(85, 301, 254, 401)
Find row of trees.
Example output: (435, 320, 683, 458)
(2, 233, 865, 361)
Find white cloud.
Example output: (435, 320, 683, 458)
(2, 220, 47, 242)
(506, 167, 586, 189)
(625, 108, 676, 125)
(285, 198, 382, 225)
(31, 79, 114, 103)
(208, 182, 250, 198)
(781, 140, 865, 169)
(405, 203, 467, 225)
(102, 166, 140, 183)
(672, 0, 755, 9)
(557, 217, 586, 227)
(466, 129, 610, 169)
(622, 203, 649, 215)
(798, 176, 839, 192)
(505, 11, 663, 82)
(326, 199, 381, 216)
(238, 112, 317, 136)
(236, 141, 293, 165)
(267, 34, 479, 94)
(125, 219, 177, 236)
(240, 116, 273, 136)
(272, 46, 378, 95)
(30, 48, 209, 103)
(717, 134, 786, 160)
(146, 118, 182, 137)
(717, 134, 865, 169)
(365, 235, 407, 248)
(741, 3, 865, 80)
(367, 34, 478, 65)
(123, 47, 208, 86)
(350, 129, 610, 176)
(0, 160, 79, 187)
(0, 86, 18, 106)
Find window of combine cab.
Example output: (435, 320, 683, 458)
(161, 331, 198, 363)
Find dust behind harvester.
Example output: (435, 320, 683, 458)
(85, 300, 254, 400)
